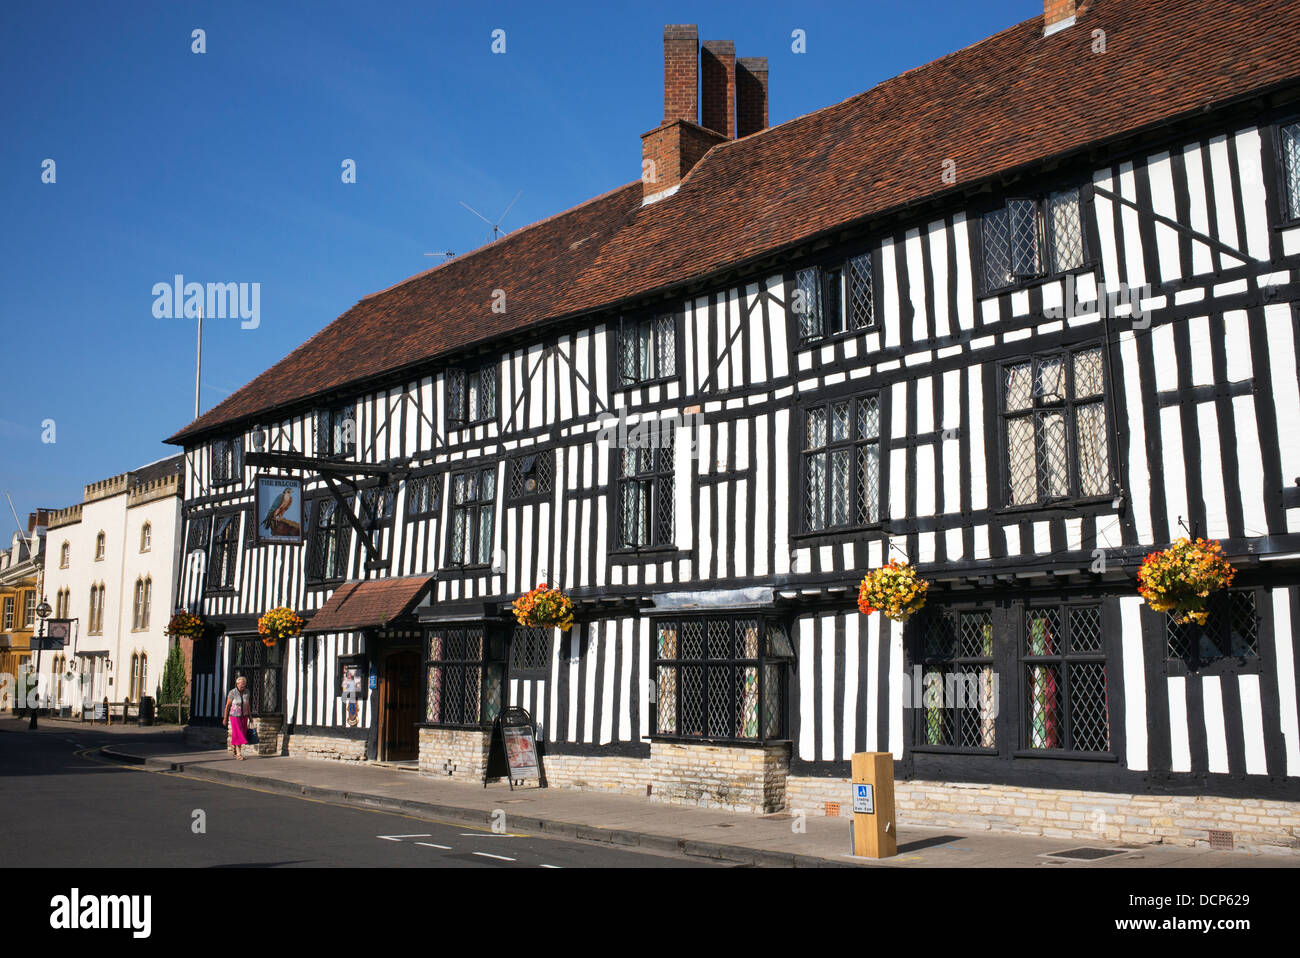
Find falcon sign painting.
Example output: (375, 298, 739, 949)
(254, 475, 304, 545)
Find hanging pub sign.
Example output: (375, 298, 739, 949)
(254, 475, 304, 545)
(32, 619, 71, 651)
(484, 706, 546, 790)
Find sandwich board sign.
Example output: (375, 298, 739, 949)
(484, 706, 546, 790)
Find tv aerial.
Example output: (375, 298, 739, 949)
(460, 190, 522, 241)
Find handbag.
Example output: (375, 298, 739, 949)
(246, 724, 260, 745)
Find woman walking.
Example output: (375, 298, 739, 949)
(223, 675, 251, 760)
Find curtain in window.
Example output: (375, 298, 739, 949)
(656, 625, 678, 734)
(475, 469, 496, 565)
(795, 267, 822, 340)
(1047, 189, 1085, 273)
(1027, 615, 1060, 749)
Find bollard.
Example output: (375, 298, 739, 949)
(850, 751, 897, 858)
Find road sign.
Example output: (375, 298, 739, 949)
(852, 783, 875, 815)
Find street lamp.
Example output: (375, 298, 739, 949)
(28, 597, 51, 730)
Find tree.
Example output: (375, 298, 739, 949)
(158, 641, 188, 724)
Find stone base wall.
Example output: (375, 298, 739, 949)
(786, 775, 1300, 855)
(287, 733, 368, 762)
(543, 753, 651, 797)
(418, 727, 490, 782)
(246, 716, 285, 756)
(649, 742, 789, 814)
(182, 718, 285, 755)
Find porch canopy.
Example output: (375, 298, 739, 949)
(303, 575, 435, 635)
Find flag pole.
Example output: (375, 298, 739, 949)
(194, 303, 203, 420)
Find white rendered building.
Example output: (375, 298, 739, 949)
(39, 456, 184, 711)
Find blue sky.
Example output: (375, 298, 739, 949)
(0, 0, 1041, 527)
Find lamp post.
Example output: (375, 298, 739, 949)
(28, 596, 51, 730)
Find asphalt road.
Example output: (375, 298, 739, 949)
(0, 723, 721, 868)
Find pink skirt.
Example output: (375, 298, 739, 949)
(230, 715, 249, 746)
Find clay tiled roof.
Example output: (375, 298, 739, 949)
(167, 0, 1300, 445)
(303, 575, 435, 634)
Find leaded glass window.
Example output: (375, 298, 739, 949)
(509, 450, 555, 502)
(231, 637, 281, 716)
(653, 616, 792, 743)
(1167, 590, 1259, 667)
(617, 441, 674, 549)
(917, 609, 997, 749)
(314, 405, 356, 458)
(207, 514, 239, 591)
(802, 392, 880, 531)
(406, 473, 441, 518)
(211, 437, 243, 484)
(1024, 605, 1110, 753)
(796, 253, 875, 344)
(509, 626, 551, 675)
(983, 189, 1087, 291)
(445, 362, 498, 428)
(307, 497, 351, 582)
(1003, 346, 1109, 506)
(447, 467, 497, 566)
(425, 626, 503, 727)
(617, 314, 676, 387)
(1282, 121, 1300, 222)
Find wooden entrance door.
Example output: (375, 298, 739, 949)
(381, 651, 420, 761)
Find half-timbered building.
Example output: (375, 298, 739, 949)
(167, 0, 1300, 851)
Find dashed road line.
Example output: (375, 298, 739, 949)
(416, 842, 452, 850)
(378, 834, 432, 841)
(472, 852, 516, 862)
(539, 864, 561, 869)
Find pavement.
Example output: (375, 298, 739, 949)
(16, 716, 1291, 869)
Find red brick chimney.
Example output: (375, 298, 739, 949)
(643, 25, 727, 203)
(663, 24, 698, 124)
(736, 57, 769, 137)
(1043, 0, 1077, 35)
(700, 41, 736, 139)
(642, 26, 768, 203)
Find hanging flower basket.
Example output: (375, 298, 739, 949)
(1137, 537, 1236, 626)
(258, 606, 304, 647)
(857, 560, 930, 623)
(164, 610, 206, 640)
(512, 583, 575, 632)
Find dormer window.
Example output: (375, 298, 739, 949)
(445, 362, 498, 428)
(316, 404, 356, 458)
(211, 437, 243, 484)
(981, 188, 1086, 293)
(795, 252, 875, 344)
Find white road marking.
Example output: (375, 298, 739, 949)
(540, 864, 561, 869)
(377, 834, 432, 841)
(472, 852, 516, 862)
(416, 842, 452, 850)
(459, 832, 509, 837)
